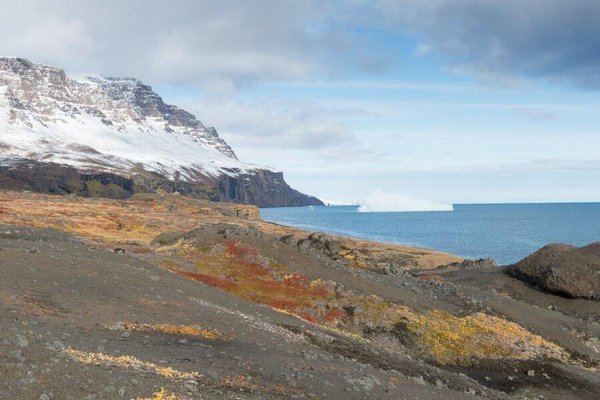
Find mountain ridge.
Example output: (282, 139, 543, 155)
(0, 57, 322, 207)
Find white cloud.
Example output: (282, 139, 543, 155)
(188, 99, 357, 151)
(0, 0, 349, 86)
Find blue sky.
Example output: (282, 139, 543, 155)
(2, 0, 600, 204)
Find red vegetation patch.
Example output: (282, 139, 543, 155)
(182, 239, 337, 323)
(297, 312, 320, 324)
(268, 298, 304, 310)
(283, 273, 310, 287)
(322, 307, 348, 322)
(224, 239, 258, 258)
(181, 271, 235, 290)
(224, 239, 270, 276)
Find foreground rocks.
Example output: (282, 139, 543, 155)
(506, 242, 600, 300)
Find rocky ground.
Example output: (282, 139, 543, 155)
(0, 190, 599, 399)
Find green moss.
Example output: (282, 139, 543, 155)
(84, 180, 129, 199)
(104, 183, 130, 199)
(84, 180, 105, 198)
(65, 177, 85, 193)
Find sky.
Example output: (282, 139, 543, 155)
(1, 0, 600, 204)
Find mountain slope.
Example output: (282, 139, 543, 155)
(0, 57, 322, 207)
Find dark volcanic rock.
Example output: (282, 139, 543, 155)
(0, 159, 323, 207)
(297, 232, 342, 260)
(506, 242, 600, 300)
(218, 170, 323, 208)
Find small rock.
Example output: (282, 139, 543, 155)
(40, 394, 51, 400)
(184, 380, 198, 393)
(527, 369, 536, 377)
(15, 335, 29, 348)
(411, 376, 426, 385)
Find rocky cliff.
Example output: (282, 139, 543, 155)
(0, 57, 322, 207)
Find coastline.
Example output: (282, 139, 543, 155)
(261, 203, 600, 265)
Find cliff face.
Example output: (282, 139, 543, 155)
(0, 57, 322, 207)
(217, 170, 323, 207)
(0, 159, 323, 207)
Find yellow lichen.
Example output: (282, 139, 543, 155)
(65, 348, 201, 381)
(132, 388, 182, 400)
(407, 310, 567, 365)
(115, 322, 221, 340)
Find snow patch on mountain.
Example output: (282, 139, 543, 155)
(0, 57, 269, 180)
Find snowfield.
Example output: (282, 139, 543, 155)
(0, 57, 270, 181)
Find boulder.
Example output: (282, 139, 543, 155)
(296, 233, 342, 260)
(505, 242, 600, 300)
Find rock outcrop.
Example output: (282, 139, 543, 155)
(0, 159, 323, 207)
(506, 242, 600, 300)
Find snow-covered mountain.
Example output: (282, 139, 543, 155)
(0, 57, 322, 207)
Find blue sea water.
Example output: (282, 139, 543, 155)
(261, 203, 600, 265)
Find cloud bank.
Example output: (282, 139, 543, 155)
(0, 1, 385, 87)
(4, 1, 600, 88)
(372, 0, 600, 87)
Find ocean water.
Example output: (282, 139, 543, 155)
(260, 203, 600, 265)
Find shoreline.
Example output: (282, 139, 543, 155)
(261, 202, 600, 266)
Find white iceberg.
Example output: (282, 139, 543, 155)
(320, 198, 358, 206)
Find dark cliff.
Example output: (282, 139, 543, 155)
(0, 159, 323, 207)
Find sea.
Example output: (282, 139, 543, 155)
(261, 203, 600, 265)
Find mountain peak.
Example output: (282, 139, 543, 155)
(0, 57, 238, 168)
